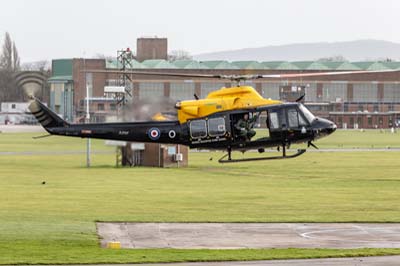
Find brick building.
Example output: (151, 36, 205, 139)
(48, 39, 400, 128)
(136, 37, 168, 62)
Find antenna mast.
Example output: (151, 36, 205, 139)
(116, 48, 134, 104)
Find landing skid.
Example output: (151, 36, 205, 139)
(218, 148, 306, 163)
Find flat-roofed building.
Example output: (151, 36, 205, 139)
(48, 42, 400, 128)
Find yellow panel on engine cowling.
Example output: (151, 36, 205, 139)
(176, 86, 282, 123)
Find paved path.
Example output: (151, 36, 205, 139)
(121, 256, 400, 265)
(0, 125, 44, 133)
(0, 150, 112, 156)
(194, 148, 400, 153)
(98, 223, 400, 249)
(15, 256, 400, 265)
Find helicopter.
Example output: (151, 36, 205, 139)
(28, 69, 396, 163)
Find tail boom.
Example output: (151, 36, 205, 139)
(29, 99, 185, 144)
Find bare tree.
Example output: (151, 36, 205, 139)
(21, 60, 50, 71)
(376, 57, 395, 62)
(317, 55, 347, 62)
(168, 50, 192, 61)
(0, 32, 13, 70)
(94, 53, 116, 61)
(0, 68, 18, 101)
(0, 32, 22, 101)
(12, 41, 20, 71)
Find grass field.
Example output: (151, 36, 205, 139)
(256, 128, 400, 149)
(1, 131, 400, 264)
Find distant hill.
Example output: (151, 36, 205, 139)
(194, 40, 400, 61)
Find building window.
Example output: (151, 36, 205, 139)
(110, 104, 116, 111)
(373, 104, 379, 112)
(338, 117, 342, 126)
(353, 83, 378, 102)
(170, 82, 195, 101)
(200, 82, 225, 98)
(350, 117, 354, 127)
(322, 82, 347, 102)
(388, 104, 394, 112)
(139, 82, 164, 99)
(98, 103, 105, 111)
(368, 116, 372, 126)
(379, 117, 383, 125)
(279, 85, 305, 102)
(261, 83, 281, 100)
(358, 104, 363, 112)
(344, 104, 349, 112)
(357, 117, 362, 128)
(11, 104, 16, 109)
(106, 79, 124, 86)
(85, 73, 93, 98)
(383, 83, 400, 103)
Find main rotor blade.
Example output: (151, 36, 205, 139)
(258, 68, 400, 79)
(83, 70, 226, 79)
(83, 68, 400, 81)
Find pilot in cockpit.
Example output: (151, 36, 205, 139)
(235, 113, 258, 141)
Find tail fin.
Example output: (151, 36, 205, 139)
(29, 99, 69, 131)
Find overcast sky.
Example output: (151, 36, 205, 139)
(1, 0, 399, 62)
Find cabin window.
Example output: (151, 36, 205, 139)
(190, 120, 207, 139)
(299, 104, 315, 123)
(208, 117, 226, 137)
(299, 113, 307, 126)
(288, 108, 308, 128)
(287, 109, 299, 128)
(269, 112, 279, 129)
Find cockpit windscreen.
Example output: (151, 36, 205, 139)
(298, 104, 316, 123)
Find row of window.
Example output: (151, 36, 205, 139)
(104, 81, 400, 103)
(269, 107, 310, 130)
(190, 118, 226, 139)
(269, 110, 295, 129)
(190, 107, 312, 140)
(97, 103, 117, 111)
(335, 116, 385, 126)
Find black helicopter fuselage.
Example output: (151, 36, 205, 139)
(29, 99, 336, 154)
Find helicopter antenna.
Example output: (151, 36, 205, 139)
(295, 94, 305, 102)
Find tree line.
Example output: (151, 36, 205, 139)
(0, 32, 21, 102)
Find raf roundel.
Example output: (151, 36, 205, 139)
(168, 130, 176, 139)
(148, 127, 161, 140)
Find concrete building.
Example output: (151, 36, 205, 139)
(0, 102, 36, 124)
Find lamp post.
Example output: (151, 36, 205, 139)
(86, 83, 91, 168)
(83, 53, 91, 168)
